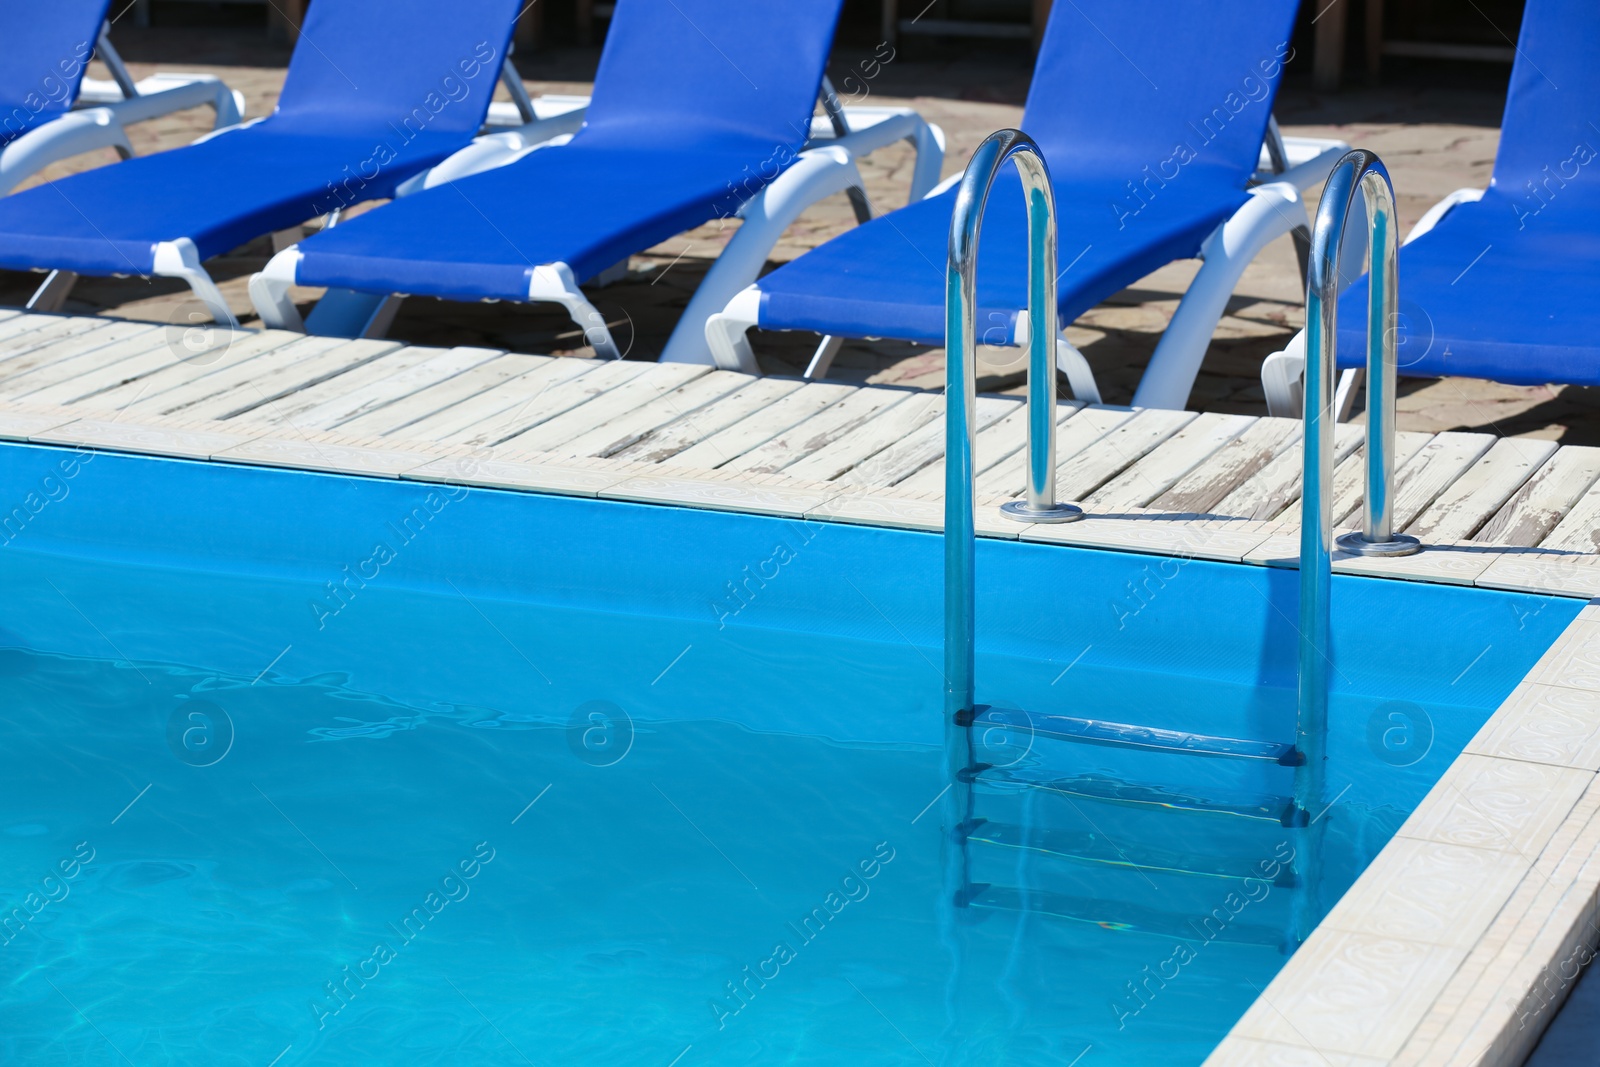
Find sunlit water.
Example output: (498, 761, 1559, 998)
(0, 540, 1550, 1066)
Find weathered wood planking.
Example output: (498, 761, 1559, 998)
(0, 312, 1592, 598)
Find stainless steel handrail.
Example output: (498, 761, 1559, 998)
(1316, 153, 1423, 560)
(945, 128, 1078, 738)
(942, 130, 1079, 908)
(1294, 147, 1417, 942)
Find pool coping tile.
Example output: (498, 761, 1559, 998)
(402, 452, 627, 497)
(1478, 551, 1600, 599)
(1208, 602, 1600, 1067)
(805, 486, 1027, 539)
(0, 407, 78, 441)
(213, 433, 444, 478)
(29, 417, 264, 460)
(1020, 512, 1276, 562)
(600, 472, 839, 517)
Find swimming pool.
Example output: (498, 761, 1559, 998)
(0, 444, 1580, 1066)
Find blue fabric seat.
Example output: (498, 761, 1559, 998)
(286, 0, 847, 304)
(1335, 0, 1600, 386)
(0, 0, 524, 279)
(0, 0, 111, 146)
(758, 167, 1252, 347)
(747, 0, 1301, 350)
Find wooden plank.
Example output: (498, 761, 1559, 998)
(0, 308, 31, 336)
(0, 316, 120, 366)
(332, 353, 547, 437)
(555, 369, 757, 459)
(1335, 430, 1496, 532)
(0, 310, 103, 351)
(390, 357, 600, 443)
(609, 376, 809, 465)
(1475, 445, 1600, 548)
(222, 346, 504, 428)
(1407, 437, 1560, 543)
(23, 330, 322, 408)
(1053, 408, 1197, 502)
(963, 404, 1131, 500)
(0, 322, 162, 393)
(669, 381, 857, 470)
(721, 386, 918, 475)
(501, 363, 713, 453)
(212, 345, 452, 425)
(1151, 417, 1302, 516)
(123, 338, 397, 420)
(1322, 429, 1435, 528)
(1539, 478, 1600, 554)
(836, 394, 1021, 489)
(1086, 412, 1256, 512)
(436, 359, 654, 448)
(782, 392, 945, 483)
(908, 403, 1030, 499)
(1212, 422, 1368, 522)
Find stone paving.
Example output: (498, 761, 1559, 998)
(0, 30, 1594, 444)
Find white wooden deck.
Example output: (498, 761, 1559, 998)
(0, 309, 1595, 598)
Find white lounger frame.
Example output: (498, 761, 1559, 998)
(1, 25, 244, 196)
(704, 121, 1348, 406)
(1259, 185, 1486, 419)
(249, 93, 947, 355)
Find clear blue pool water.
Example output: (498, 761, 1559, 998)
(0, 445, 1581, 1066)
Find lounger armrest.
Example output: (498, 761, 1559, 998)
(805, 107, 946, 201)
(1253, 136, 1351, 192)
(1133, 181, 1312, 410)
(1405, 188, 1485, 244)
(663, 145, 868, 367)
(396, 128, 578, 198)
(80, 74, 246, 129)
(0, 108, 132, 196)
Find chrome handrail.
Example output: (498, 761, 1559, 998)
(945, 128, 1078, 736)
(1294, 147, 1417, 942)
(1316, 154, 1422, 560)
(942, 130, 1079, 908)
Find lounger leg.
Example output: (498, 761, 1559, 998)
(704, 287, 762, 373)
(529, 263, 621, 359)
(26, 271, 79, 313)
(1132, 182, 1309, 411)
(1261, 334, 1362, 423)
(1261, 332, 1306, 418)
(1055, 336, 1102, 405)
(251, 247, 403, 338)
(661, 146, 867, 366)
(152, 239, 238, 328)
(1334, 367, 1362, 422)
(250, 249, 307, 332)
(803, 336, 844, 379)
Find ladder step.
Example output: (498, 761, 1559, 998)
(964, 884, 1289, 949)
(976, 768, 1307, 826)
(967, 819, 1299, 886)
(967, 706, 1302, 765)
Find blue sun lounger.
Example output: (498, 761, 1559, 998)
(0, 0, 244, 195)
(1262, 0, 1600, 414)
(0, 0, 532, 325)
(249, 0, 944, 357)
(704, 0, 1347, 406)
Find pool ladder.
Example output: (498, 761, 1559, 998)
(941, 136, 1411, 949)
